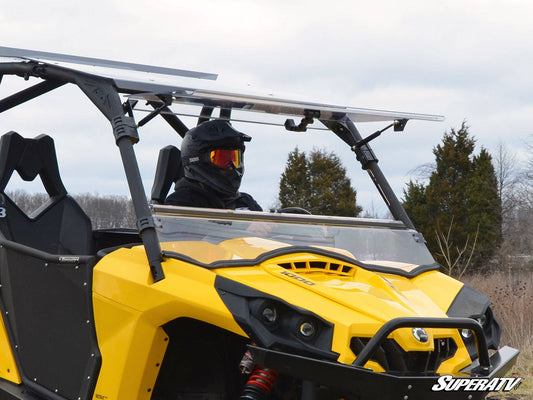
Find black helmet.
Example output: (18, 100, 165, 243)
(181, 120, 251, 196)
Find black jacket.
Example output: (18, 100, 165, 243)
(165, 178, 262, 211)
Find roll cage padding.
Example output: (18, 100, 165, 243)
(151, 145, 184, 204)
(0, 131, 93, 255)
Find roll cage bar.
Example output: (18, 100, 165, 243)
(0, 60, 166, 281)
(0, 48, 443, 282)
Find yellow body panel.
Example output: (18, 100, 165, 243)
(208, 244, 470, 371)
(91, 239, 472, 397)
(0, 313, 21, 384)
(92, 294, 167, 400)
(91, 246, 246, 400)
(410, 270, 464, 312)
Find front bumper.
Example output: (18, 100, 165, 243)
(249, 345, 519, 400)
(248, 317, 520, 400)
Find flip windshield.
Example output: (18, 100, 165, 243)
(153, 207, 435, 268)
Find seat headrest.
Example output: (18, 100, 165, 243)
(151, 145, 183, 204)
(0, 131, 67, 197)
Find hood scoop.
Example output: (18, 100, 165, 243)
(278, 260, 355, 277)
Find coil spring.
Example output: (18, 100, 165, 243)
(240, 366, 279, 400)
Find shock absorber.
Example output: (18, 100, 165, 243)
(240, 365, 279, 400)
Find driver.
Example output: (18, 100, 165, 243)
(165, 119, 262, 211)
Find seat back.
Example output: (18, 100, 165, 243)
(0, 131, 93, 255)
(151, 145, 183, 204)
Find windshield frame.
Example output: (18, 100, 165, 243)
(152, 205, 440, 278)
(152, 204, 407, 228)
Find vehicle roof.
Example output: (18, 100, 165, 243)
(0, 46, 444, 123)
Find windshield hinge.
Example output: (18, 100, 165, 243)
(284, 110, 320, 132)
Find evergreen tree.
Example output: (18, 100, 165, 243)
(466, 148, 502, 266)
(278, 147, 311, 210)
(425, 122, 475, 261)
(403, 181, 428, 230)
(278, 148, 362, 217)
(402, 122, 502, 274)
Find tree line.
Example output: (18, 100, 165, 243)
(7, 123, 532, 276)
(6, 190, 136, 229)
(403, 122, 532, 275)
(403, 122, 501, 275)
(277, 123, 532, 276)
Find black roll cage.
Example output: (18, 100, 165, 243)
(0, 58, 416, 282)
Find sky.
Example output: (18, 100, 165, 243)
(1, 0, 532, 216)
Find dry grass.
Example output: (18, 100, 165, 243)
(462, 270, 533, 399)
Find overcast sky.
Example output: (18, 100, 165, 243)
(1, 0, 532, 215)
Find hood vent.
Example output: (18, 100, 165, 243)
(278, 261, 355, 276)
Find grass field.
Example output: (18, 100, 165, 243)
(463, 270, 533, 399)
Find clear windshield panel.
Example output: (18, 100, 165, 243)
(154, 213, 435, 266)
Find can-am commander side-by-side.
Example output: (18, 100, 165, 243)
(0, 46, 519, 400)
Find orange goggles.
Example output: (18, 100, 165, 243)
(209, 149, 243, 168)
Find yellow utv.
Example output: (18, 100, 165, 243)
(0, 46, 519, 400)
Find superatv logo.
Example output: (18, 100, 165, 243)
(432, 375, 522, 392)
(279, 271, 315, 286)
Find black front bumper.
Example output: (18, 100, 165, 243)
(249, 345, 519, 400)
(248, 317, 520, 400)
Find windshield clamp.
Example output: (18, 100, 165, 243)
(284, 110, 320, 132)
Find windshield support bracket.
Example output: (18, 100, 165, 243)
(321, 115, 415, 230)
(352, 119, 408, 151)
(75, 74, 165, 282)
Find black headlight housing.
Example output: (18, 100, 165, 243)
(447, 284, 501, 361)
(215, 275, 338, 361)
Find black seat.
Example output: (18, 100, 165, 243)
(0, 131, 93, 255)
(151, 145, 183, 204)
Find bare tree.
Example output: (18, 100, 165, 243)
(489, 139, 533, 270)
(407, 162, 435, 182)
(525, 135, 533, 181)
(6, 190, 136, 229)
(5, 190, 48, 215)
(435, 216, 480, 279)
(494, 142, 519, 221)
(73, 193, 136, 229)
(514, 137, 533, 249)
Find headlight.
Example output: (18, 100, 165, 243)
(461, 329, 473, 339)
(260, 303, 279, 325)
(412, 327, 429, 343)
(299, 321, 317, 338)
(216, 276, 337, 361)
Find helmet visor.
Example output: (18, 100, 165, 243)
(209, 149, 242, 168)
